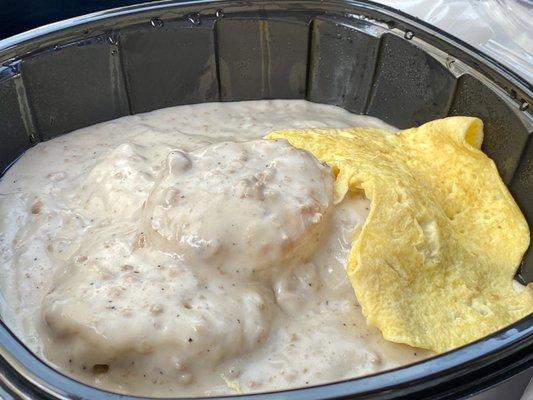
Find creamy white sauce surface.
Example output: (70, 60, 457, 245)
(0, 100, 431, 397)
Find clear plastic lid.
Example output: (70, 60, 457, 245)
(381, 0, 533, 83)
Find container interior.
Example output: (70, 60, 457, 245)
(0, 2, 532, 399)
(0, 3, 531, 286)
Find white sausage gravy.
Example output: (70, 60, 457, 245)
(0, 100, 431, 396)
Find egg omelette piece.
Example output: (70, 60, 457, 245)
(266, 116, 532, 353)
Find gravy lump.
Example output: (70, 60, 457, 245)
(0, 100, 430, 396)
(142, 140, 334, 270)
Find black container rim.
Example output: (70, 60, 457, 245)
(0, 1, 531, 399)
(0, 0, 531, 100)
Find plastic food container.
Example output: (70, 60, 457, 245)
(0, 1, 531, 399)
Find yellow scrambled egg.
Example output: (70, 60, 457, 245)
(266, 116, 532, 353)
